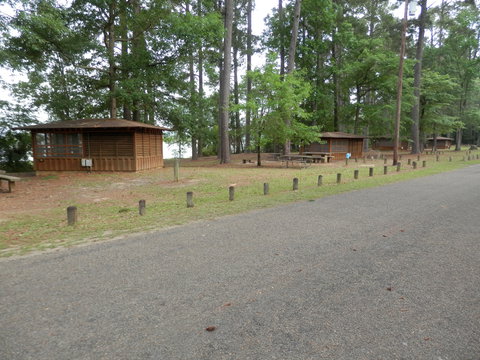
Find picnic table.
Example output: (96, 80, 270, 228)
(303, 152, 335, 163)
(270, 153, 282, 160)
(278, 154, 312, 168)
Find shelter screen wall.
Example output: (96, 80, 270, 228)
(308, 142, 329, 152)
(34, 133, 82, 157)
(331, 139, 348, 152)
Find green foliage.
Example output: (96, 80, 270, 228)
(1, 0, 479, 154)
(0, 102, 35, 171)
(0, 131, 33, 172)
(241, 54, 319, 151)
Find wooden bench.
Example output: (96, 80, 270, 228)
(303, 152, 335, 163)
(278, 155, 312, 168)
(281, 159, 311, 168)
(0, 174, 21, 193)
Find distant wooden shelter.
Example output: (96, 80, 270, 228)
(426, 136, 453, 149)
(371, 136, 410, 151)
(17, 118, 170, 172)
(303, 132, 367, 159)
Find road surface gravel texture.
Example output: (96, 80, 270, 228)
(1, 166, 479, 360)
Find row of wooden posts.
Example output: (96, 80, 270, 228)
(65, 152, 479, 225)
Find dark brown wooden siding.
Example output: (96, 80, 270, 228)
(86, 132, 134, 157)
(134, 131, 164, 170)
(426, 139, 452, 149)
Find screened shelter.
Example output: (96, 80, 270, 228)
(17, 118, 170, 172)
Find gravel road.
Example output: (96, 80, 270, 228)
(1, 165, 479, 360)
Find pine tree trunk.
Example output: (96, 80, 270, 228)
(119, 1, 131, 120)
(107, 1, 117, 119)
(233, 43, 241, 154)
(219, 0, 233, 163)
(245, 0, 252, 152)
(131, 0, 143, 122)
(279, 0, 285, 78)
(284, 0, 301, 155)
(197, 0, 204, 158)
(286, 0, 301, 74)
(186, 2, 199, 160)
(332, 32, 342, 131)
(354, 83, 361, 134)
(410, 0, 427, 154)
(455, 128, 462, 151)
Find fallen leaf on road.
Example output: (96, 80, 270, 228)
(206, 326, 216, 332)
(382, 234, 388, 237)
(424, 337, 430, 341)
(222, 303, 232, 307)
(386, 287, 392, 291)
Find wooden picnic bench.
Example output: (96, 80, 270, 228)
(0, 174, 21, 193)
(278, 155, 312, 168)
(303, 152, 335, 163)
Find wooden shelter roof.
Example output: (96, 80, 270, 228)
(426, 136, 453, 141)
(16, 118, 171, 131)
(320, 132, 366, 139)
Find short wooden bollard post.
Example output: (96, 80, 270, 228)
(396, 163, 401, 172)
(422, 160, 426, 167)
(449, 156, 452, 162)
(263, 183, 269, 195)
(354, 169, 359, 179)
(355, 158, 358, 163)
(417, 155, 421, 161)
(67, 206, 77, 226)
(317, 175, 323, 186)
(369, 167, 374, 177)
(436, 155, 440, 161)
(384, 158, 387, 165)
(345, 158, 349, 166)
(408, 158, 411, 165)
(384, 165, 388, 175)
(186, 192, 194, 208)
(174, 158, 179, 182)
(336, 173, 342, 184)
(139, 200, 146, 215)
(293, 178, 299, 191)
(413, 161, 417, 169)
(229, 186, 235, 201)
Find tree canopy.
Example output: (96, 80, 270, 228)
(1, 0, 479, 166)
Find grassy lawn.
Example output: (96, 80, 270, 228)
(1, 150, 478, 257)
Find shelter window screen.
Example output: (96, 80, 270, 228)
(309, 142, 329, 152)
(331, 139, 348, 152)
(35, 133, 82, 157)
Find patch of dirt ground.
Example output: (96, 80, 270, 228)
(0, 153, 342, 222)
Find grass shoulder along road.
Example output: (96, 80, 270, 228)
(1, 150, 478, 257)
